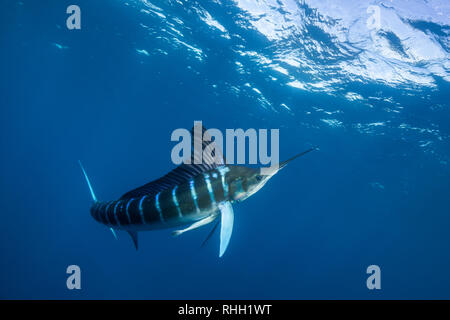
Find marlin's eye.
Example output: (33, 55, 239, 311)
(256, 175, 262, 182)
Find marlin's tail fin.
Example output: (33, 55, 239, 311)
(78, 160, 97, 202)
(78, 161, 118, 240)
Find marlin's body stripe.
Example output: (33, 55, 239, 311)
(125, 199, 133, 224)
(172, 186, 183, 218)
(113, 201, 121, 226)
(138, 195, 147, 223)
(98, 203, 107, 224)
(203, 173, 216, 206)
(218, 167, 230, 198)
(104, 201, 114, 225)
(190, 180, 200, 213)
(155, 192, 164, 222)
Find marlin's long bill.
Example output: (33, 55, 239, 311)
(278, 146, 319, 170)
(80, 124, 316, 257)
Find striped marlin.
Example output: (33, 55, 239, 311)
(79, 125, 316, 257)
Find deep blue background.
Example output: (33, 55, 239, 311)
(1, 0, 449, 299)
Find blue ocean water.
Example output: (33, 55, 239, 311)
(1, 0, 449, 299)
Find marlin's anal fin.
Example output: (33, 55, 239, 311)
(172, 214, 218, 237)
(219, 201, 234, 258)
(127, 231, 138, 250)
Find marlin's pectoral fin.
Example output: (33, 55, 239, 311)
(172, 214, 218, 237)
(219, 201, 234, 258)
(127, 230, 138, 250)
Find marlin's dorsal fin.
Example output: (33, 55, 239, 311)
(127, 231, 138, 250)
(120, 123, 225, 200)
(189, 123, 226, 165)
